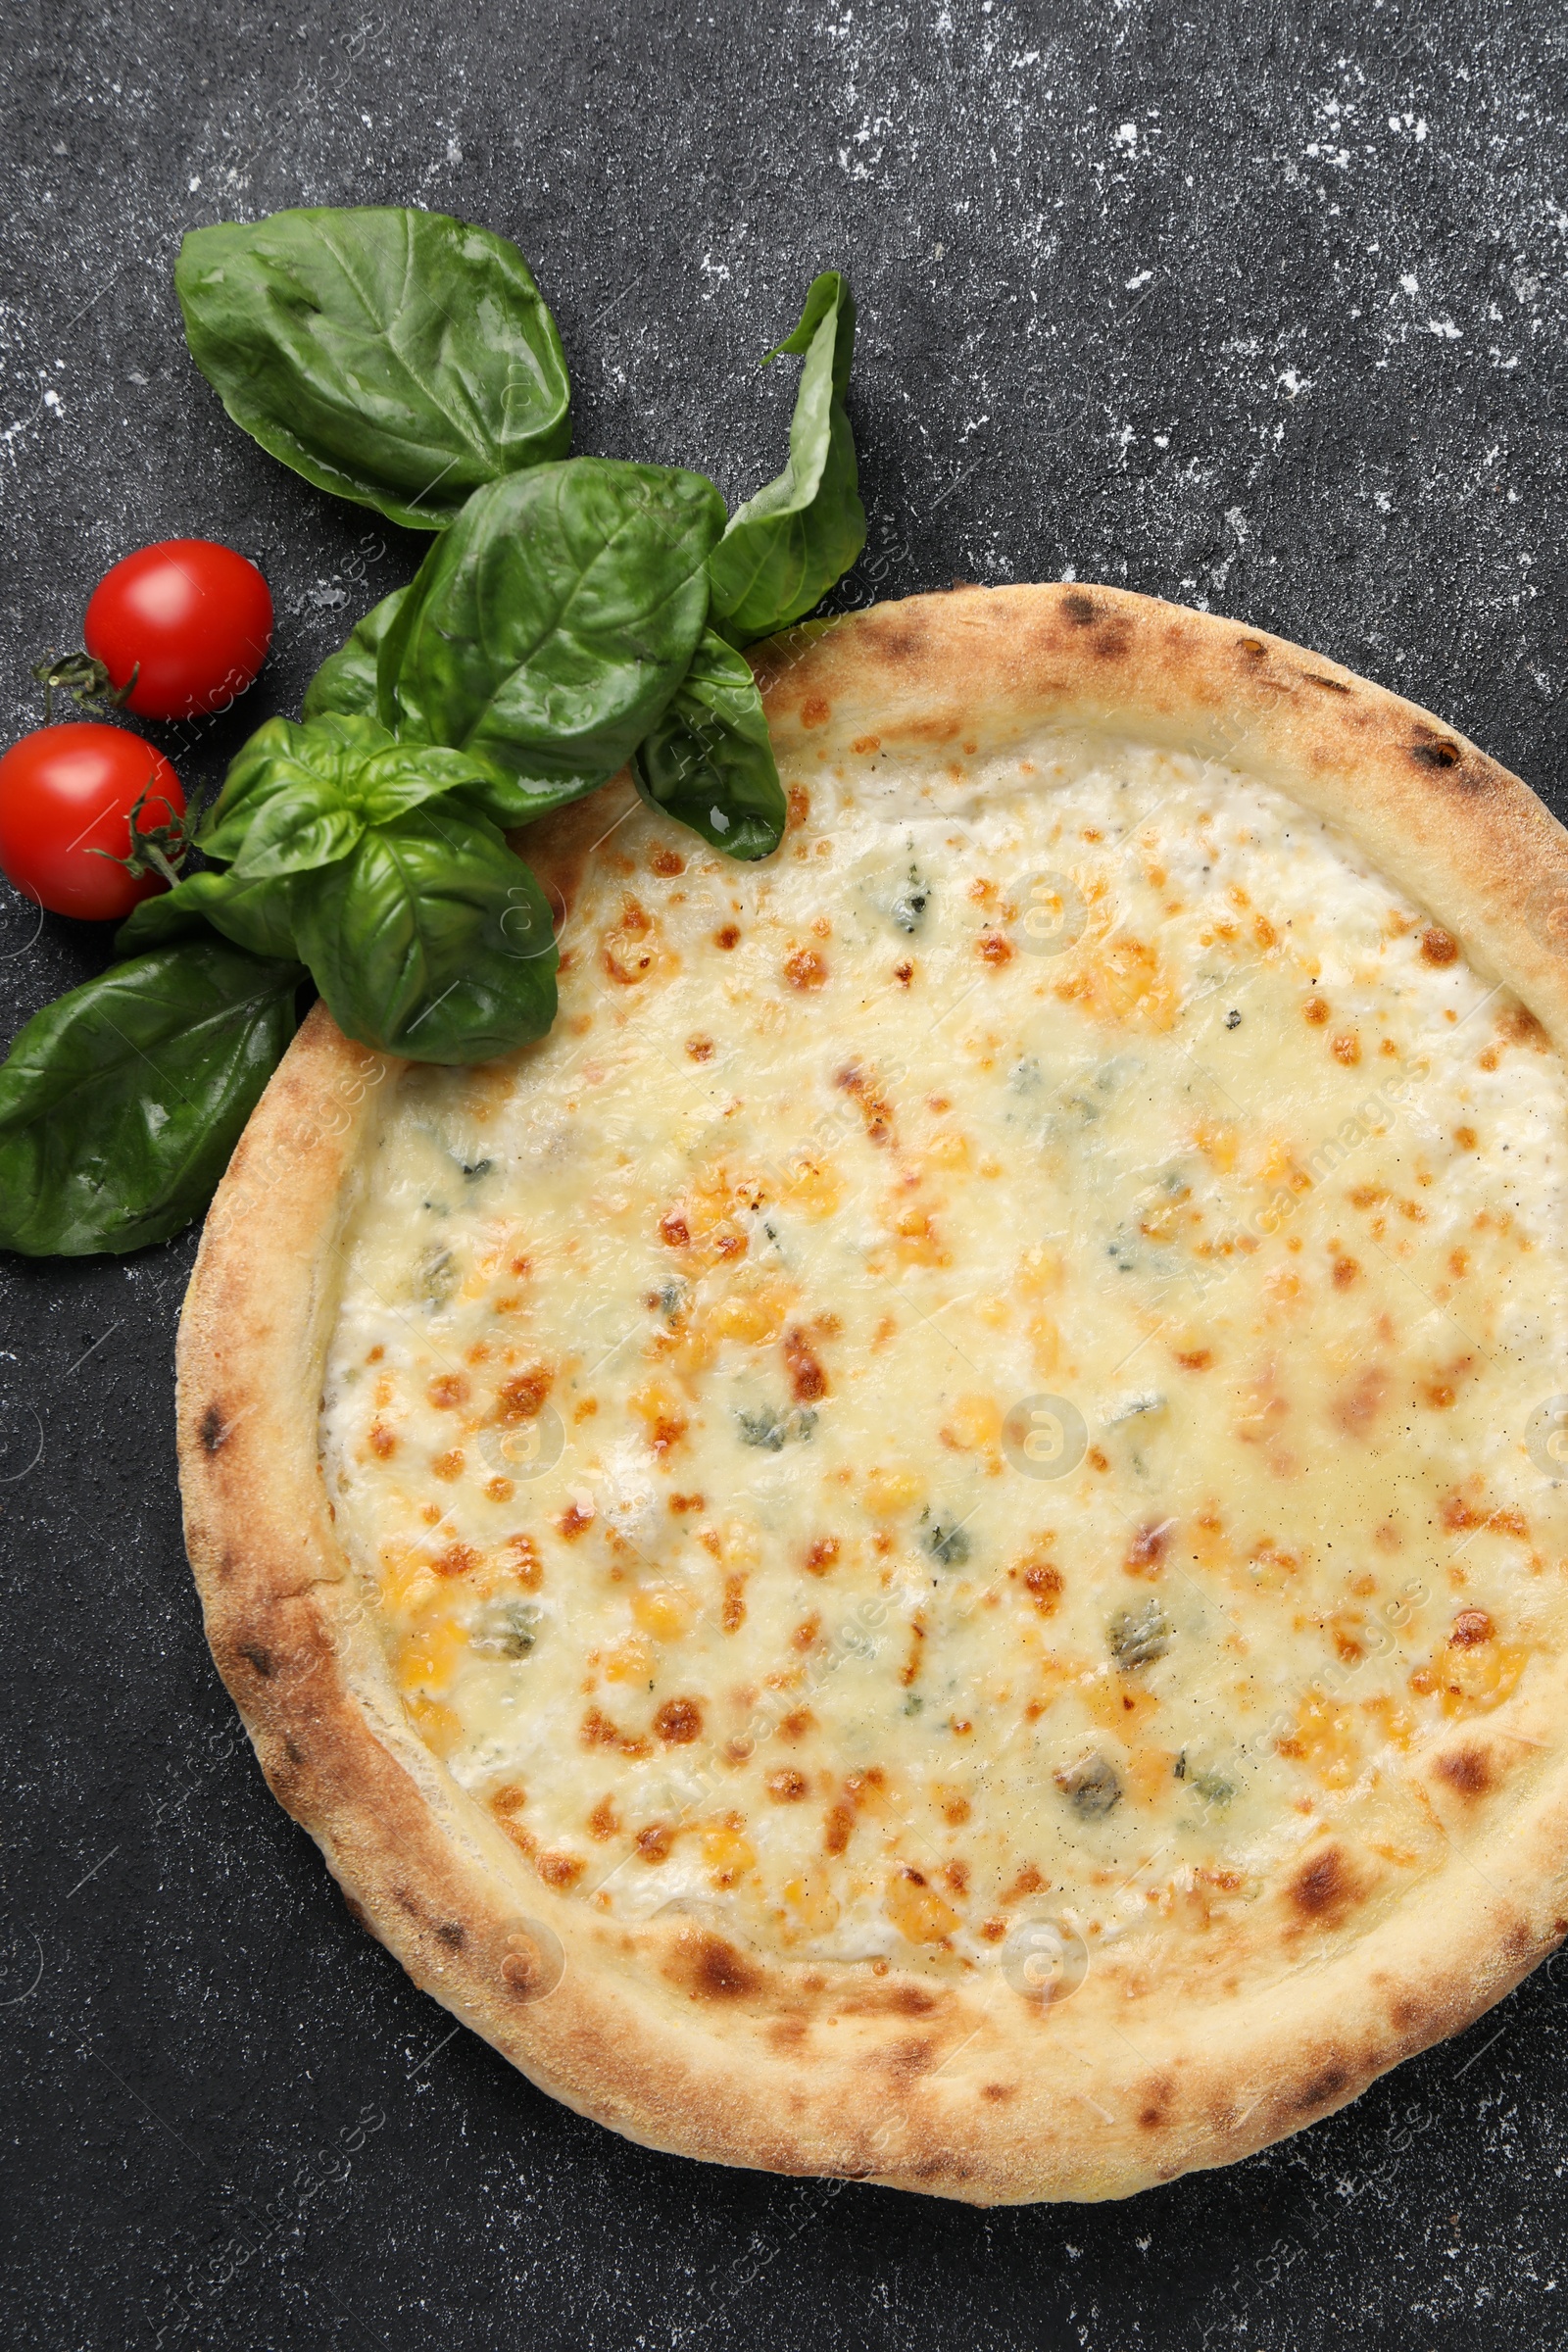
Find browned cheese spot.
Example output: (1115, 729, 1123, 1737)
(1125, 1520, 1173, 1577)
(783, 1326, 829, 1403)
(498, 1365, 552, 1421)
(432, 1543, 479, 1579)
(1334, 1367, 1388, 1437)
(835, 1061, 895, 1145)
(603, 895, 659, 985)
(655, 1696, 703, 1744)
(1020, 1560, 1063, 1615)
(785, 948, 828, 991)
(492, 1537, 538, 1593)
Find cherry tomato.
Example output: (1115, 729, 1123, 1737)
(0, 724, 185, 920)
(83, 539, 272, 720)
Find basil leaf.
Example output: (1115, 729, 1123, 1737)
(379, 457, 727, 818)
(116, 867, 301, 964)
(0, 942, 302, 1257)
(302, 586, 409, 720)
(291, 803, 557, 1063)
(632, 631, 785, 860)
(175, 209, 571, 530)
(708, 271, 865, 646)
(200, 714, 499, 879)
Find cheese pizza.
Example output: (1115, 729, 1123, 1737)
(177, 584, 1568, 2201)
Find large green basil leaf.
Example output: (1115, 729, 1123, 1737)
(0, 942, 303, 1256)
(379, 458, 727, 818)
(200, 713, 497, 879)
(707, 272, 865, 646)
(632, 631, 785, 860)
(116, 866, 301, 963)
(291, 804, 557, 1063)
(302, 586, 409, 719)
(175, 209, 571, 530)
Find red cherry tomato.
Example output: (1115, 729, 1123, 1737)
(0, 724, 185, 921)
(83, 539, 272, 720)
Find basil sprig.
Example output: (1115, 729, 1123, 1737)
(0, 943, 303, 1255)
(199, 713, 499, 877)
(120, 717, 560, 1066)
(378, 458, 728, 820)
(0, 211, 870, 1257)
(175, 209, 571, 529)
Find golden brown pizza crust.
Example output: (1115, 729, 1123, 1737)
(178, 584, 1568, 2203)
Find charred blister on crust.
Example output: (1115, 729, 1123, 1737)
(1291, 2059, 1352, 2116)
(1434, 1744, 1495, 1798)
(1288, 1845, 1358, 1927)
(667, 1929, 764, 2003)
(1407, 727, 1464, 772)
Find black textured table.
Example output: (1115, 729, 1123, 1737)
(4, 5, 1567, 2346)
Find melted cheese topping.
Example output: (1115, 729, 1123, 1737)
(320, 736, 1568, 1984)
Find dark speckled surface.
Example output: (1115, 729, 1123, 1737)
(4, 4, 1568, 2345)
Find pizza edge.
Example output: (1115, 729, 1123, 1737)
(176, 582, 1568, 2205)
